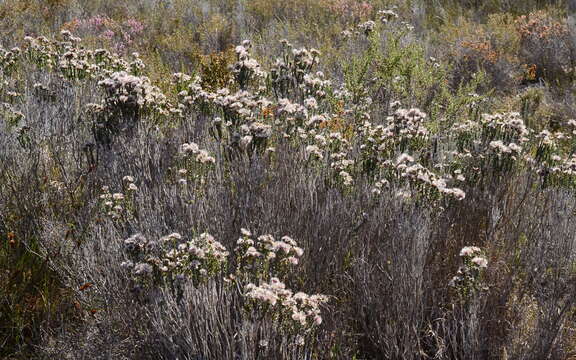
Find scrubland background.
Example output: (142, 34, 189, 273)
(3, 0, 576, 359)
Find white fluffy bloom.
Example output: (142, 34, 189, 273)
(133, 262, 153, 275)
(249, 122, 272, 138)
(181, 142, 200, 154)
(304, 97, 318, 109)
(339, 171, 354, 186)
(305, 145, 323, 160)
(295, 335, 305, 346)
(471, 256, 488, 268)
(459, 246, 481, 257)
(246, 246, 261, 257)
(120, 260, 134, 269)
(291, 311, 307, 325)
(287, 256, 299, 265)
(396, 153, 414, 165)
(240, 136, 253, 150)
(293, 246, 304, 257)
(196, 150, 215, 164)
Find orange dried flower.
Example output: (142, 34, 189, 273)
(7, 231, 16, 246)
(79, 282, 94, 291)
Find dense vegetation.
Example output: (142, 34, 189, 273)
(3, 0, 576, 358)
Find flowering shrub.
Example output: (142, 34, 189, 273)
(232, 40, 264, 90)
(244, 278, 327, 329)
(0, 46, 20, 76)
(63, 15, 146, 54)
(359, 107, 429, 165)
(121, 232, 228, 288)
(234, 229, 304, 283)
(117, 226, 327, 346)
(448, 112, 530, 179)
(0, 103, 24, 131)
(235, 230, 327, 339)
(98, 70, 167, 115)
(21, 31, 148, 85)
(270, 40, 326, 101)
(379, 153, 466, 201)
(176, 142, 216, 187)
(98, 177, 138, 220)
(450, 246, 489, 299)
(7, 6, 576, 358)
(92, 70, 169, 146)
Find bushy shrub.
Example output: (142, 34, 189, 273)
(4, 2, 576, 360)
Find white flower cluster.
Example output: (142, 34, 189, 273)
(0, 46, 21, 74)
(449, 246, 489, 295)
(247, 121, 272, 139)
(176, 80, 273, 128)
(451, 113, 529, 158)
(0, 102, 25, 129)
(99, 185, 130, 219)
(292, 47, 320, 71)
(235, 230, 304, 275)
(24, 35, 58, 70)
(385, 108, 429, 140)
(378, 9, 399, 23)
(303, 72, 331, 99)
(459, 246, 488, 268)
(548, 153, 576, 175)
(245, 277, 327, 328)
(23, 34, 138, 81)
(305, 145, 324, 161)
(122, 175, 138, 192)
(536, 129, 567, 148)
(121, 233, 156, 276)
(379, 154, 466, 200)
(358, 20, 376, 34)
(160, 232, 228, 281)
(480, 112, 530, 143)
(122, 232, 228, 285)
(232, 40, 265, 89)
(180, 142, 216, 164)
(488, 140, 522, 158)
(278, 98, 310, 126)
(98, 71, 167, 113)
(566, 119, 576, 136)
(446, 112, 534, 177)
(235, 229, 327, 332)
(58, 46, 94, 78)
(270, 41, 325, 100)
(339, 170, 354, 186)
(331, 157, 355, 172)
(123, 233, 155, 254)
(459, 245, 480, 257)
(534, 130, 572, 167)
(177, 142, 216, 186)
(359, 107, 429, 161)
